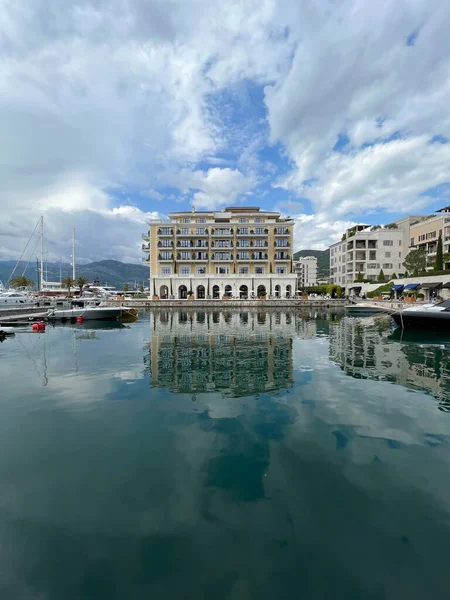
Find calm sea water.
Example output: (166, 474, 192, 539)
(1, 309, 450, 599)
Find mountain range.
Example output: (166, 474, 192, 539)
(1, 250, 330, 289)
(0, 260, 149, 290)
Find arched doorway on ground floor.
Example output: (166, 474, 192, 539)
(239, 284, 248, 299)
(212, 285, 220, 299)
(286, 284, 292, 298)
(159, 285, 169, 299)
(274, 284, 281, 297)
(224, 284, 232, 298)
(257, 284, 266, 298)
(197, 285, 206, 299)
(178, 285, 188, 299)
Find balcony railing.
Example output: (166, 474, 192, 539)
(142, 244, 150, 251)
(211, 229, 233, 236)
(212, 254, 233, 261)
(274, 228, 290, 235)
(142, 234, 150, 242)
(252, 254, 268, 260)
(158, 228, 173, 236)
(274, 254, 290, 261)
(158, 254, 174, 262)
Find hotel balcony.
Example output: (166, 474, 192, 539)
(274, 228, 290, 236)
(236, 254, 251, 261)
(175, 229, 208, 237)
(158, 254, 174, 262)
(251, 229, 269, 236)
(252, 253, 268, 261)
(157, 241, 173, 248)
(236, 229, 252, 236)
(157, 228, 173, 236)
(212, 254, 233, 261)
(142, 256, 150, 263)
(176, 254, 192, 262)
(274, 254, 290, 261)
(142, 233, 150, 242)
(191, 255, 209, 262)
(274, 242, 290, 248)
(211, 229, 233, 236)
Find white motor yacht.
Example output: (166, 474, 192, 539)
(0, 290, 38, 307)
(46, 298, 137, 321)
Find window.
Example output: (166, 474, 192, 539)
(367, 263, 378, 269)
(179, 252, 190, 260)
(276, 239, 288, 247)
(182, 218, 190, 223)
(254, 217, 262, 223)
(160, 251, 172, 260)
(216, 228, 231, 235)
(399, 240, 401, 245)
(216, 266, 230, 274)
(239, 217, 247, 223)
(180, 228, 190, 235)
(238, 252, 249, 260)
(196, 240, 207, 247)
(239, 239, 250, 247)
(410, 238, 414, 246)
(160, 239, 172, 247)
(385, 252, 391, 258)
(161, 266, 172, 275)
(239, 227, 249, 234)
(159, 227, 172, 235)
(239, 266, 249, 274)
(180, 266, 190, 275)
(276, 266, 287, 274)
(197, 218, 206, 223)
(179, 239, 189, 247)
(254, 228, 265, 234)
(216, 240, 231, 248)
(254, 239, 265, 247)
(196, 228, 206, 235)
(194, 252, 207, 260)
(383, 263, 393, 269)
(255, 266, 265, 274)
(196, 266, 207, 274)
(383, 240, 393, 246)
(399, 252, 401, 257)
(215, 252, 230, 260)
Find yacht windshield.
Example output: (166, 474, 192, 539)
(434, 299, 450, 308)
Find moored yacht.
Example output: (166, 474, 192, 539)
(391, 299, 450, 329)
(46, 298, 137, 321)
(0, 290, 38, 307)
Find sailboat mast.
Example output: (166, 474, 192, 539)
(72, 228, 76, 280)
(40, 216, 44, 292)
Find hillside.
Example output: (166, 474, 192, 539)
(293, 249, 330, 276)
(0, 259, 149, 289)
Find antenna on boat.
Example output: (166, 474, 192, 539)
(40, 216, 44, 292)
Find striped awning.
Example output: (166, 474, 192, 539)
(403, 283, 421, 290)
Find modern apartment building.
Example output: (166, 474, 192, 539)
(142, 206, 297, 299)
(293, 256, 317, 287)
(329, 216, 420, 286)
(409, 207, 450, 269)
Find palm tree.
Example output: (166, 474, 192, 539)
(76, 276, 87, 296)
(62, 276, 75, 297)
(9, 275, 35, 289)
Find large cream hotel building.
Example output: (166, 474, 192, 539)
(142, 206, 297, 299)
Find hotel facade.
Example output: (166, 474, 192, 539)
(142, 207, 297, 299)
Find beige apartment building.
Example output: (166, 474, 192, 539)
(142, 206, 297, 299)
(329, 216, 421, 286)
(409, 207, 450, 269)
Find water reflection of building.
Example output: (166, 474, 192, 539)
(145, 311, 294, 396)
(329, 317, 450, 410)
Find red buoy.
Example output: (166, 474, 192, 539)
(32, 323, 39, 332)
(38, 322, 46, 331)
(77, 316, 84, 324)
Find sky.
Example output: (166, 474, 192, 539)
(0, 0, 449, 264)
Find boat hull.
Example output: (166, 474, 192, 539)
(46, 307, 133, 321)
(392, 311, 450, 329)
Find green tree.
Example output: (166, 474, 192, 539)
(76, 276, 87, 296)
(403, 247, 426, 273)
(123, 283, 129, 292)
(140, 283, 145, 293)
(62, 276, 75, 296)
(391, 273, 398, 279)
(9, 275, 35, 289)
(435, 232, 443, 271)
(355, 272, 364, 282)
(377, 269, 385, 282)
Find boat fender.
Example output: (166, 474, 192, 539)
(32, 323, 39, 332)
(77, 316, 84, 324)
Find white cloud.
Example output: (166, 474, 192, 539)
(291, 214, 356, 251)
